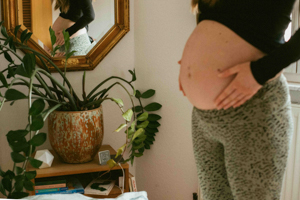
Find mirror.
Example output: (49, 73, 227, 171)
(2, 0, 129, 71)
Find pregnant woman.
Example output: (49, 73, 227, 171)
(51, 0, 95, 56)
(179, 0, 298, 199)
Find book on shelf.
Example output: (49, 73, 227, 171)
(35, 187, 68, 194)
(84, 179, 116, 196)
(129, 174, 137, 192)
(35, 177, 84, 195)
(35, 176, 67, 189)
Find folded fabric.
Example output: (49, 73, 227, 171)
(22, 191, 148, 200)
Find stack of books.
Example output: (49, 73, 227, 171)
(35, 177, 84, 195)
(84, 179, 115, 196)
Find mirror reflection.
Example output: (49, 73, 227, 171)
(18, 0, 115, 57)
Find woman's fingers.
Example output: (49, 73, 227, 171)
(232, 94, 252, 108)
(219, 90, 244, 110)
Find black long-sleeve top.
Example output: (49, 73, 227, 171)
(59, 0, 95, 37)
(197, 0, 298, 85)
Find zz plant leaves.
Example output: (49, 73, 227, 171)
(29, 99, 45, 116)
(28, 157, 42, 169)
(141, 89, 155, 99)
(14, 25, 21, 37)
(23, 53, 36, 76)
(11, 152, 26, 163)
(122, 109, 133, 122)
(137, 112, 148, 121)
(6, 130, 28, 142)
(147, 114, 161, 121)
(144, 102, 162, 112)
(3, 51, 13, 63)
(30, 133, 47, 146)
(2, 178, 12, 192)
(24, 171, 36, 180)
(20, 29, 28, 43)
(5, 89, 27, 101)
(30, 115, 44, 131)
(23, 180, 34, 191)
(0, 72, 8, 88)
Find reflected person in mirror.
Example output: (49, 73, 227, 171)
(51, 0, 95, 56)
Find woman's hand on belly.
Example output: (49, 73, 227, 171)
(55, 30, 65, 46)
(214, 62, 263, 110)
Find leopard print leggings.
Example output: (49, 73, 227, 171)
(192, 74, 293, 200)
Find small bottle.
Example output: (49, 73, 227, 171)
(193, 193, 198, 200)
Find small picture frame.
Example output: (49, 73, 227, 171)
(98, 150, 110, 165)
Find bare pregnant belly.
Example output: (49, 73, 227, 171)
(179, 20, 281, 110)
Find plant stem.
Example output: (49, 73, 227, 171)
(87, 76, 134, 99)
(36, 68, 78, 111)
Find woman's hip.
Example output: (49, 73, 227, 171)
(192, 73, 292, 125)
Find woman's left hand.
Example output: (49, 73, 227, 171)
(214, 62, 262, 110)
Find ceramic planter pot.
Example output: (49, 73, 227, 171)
(48, 106, 104, 163)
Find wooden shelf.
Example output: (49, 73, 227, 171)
(26, 145, 129, 198)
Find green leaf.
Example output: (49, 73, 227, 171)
(11, 152, 26, 163)
(29, 99, 45, 116)
(24, 180, 34, 191)
(6, 130, 29, 142)
(30, 115, 44, 131)
(132, 128, 145, 141)
(115, 124, 127, 132)
(1, 26, 9, 38)
(14, 175, 24, 182)
(14, 180, 23, 192)
(65, 50, 76, 60)
(30, 133, 47, 146)
(2, 178, 12, 192)
(107, 159, 116, 168)
(15, 63, 29, 77)
(24, 171, 36, 180)
(0, 72, 8, 88)
(135, 90, 142, 98)
(137, 120, 149, 129)
(145, 127, 159, 133)
(5, 89, 27, 101)
(23, 32, 33, 44)
(133, 105, 142, 113)
(122, 109, 133, 122)
(146, 136, 155, 142)
(10, 192, 29, 199)
(148, 114, 161, 121)
(144, 103, 162, 112)
(9, 140, 29, 153)
(24, 143, 36, 157)
(49, 26, 56, 46)
(125, 127, 135, 138)
(145, 131, 156, 137)
(14, 25, 21, 37)
(3, 170, 15, 180)
(144, 140, 153, 145)
(133, 143, 144, 150)
(128, 69, 136, 82)
(137, 112, 148, 121)
(0, 182, 6, 196)
(112, 98, 124, 107)
(20, 29, 28, 43)
(16, 167, 24, 175)
(0, 167, 4, 177)
(62, 29, 70, 52)
(134, 134, 147, 144)
(115, 144, 126, 158)
(148, 121, 161, 128)
(141, 89, 155, 99)
(23, 53, 36, 76)
(4, 51, 13, 63)
(144, 143, 150, 149)
(133, 152, 143, 157)
(28, 157, 43, 168)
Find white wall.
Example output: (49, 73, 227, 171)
(0, 0, 135, 193)
(134, 1, 198, 200)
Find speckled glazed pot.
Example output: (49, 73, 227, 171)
(48, 106, 104, 163)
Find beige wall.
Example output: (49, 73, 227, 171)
(0, 0, 135, 194)
(134, 1, 199, 199)
(0, 0, 199, 199)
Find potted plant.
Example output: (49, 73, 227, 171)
(0, 22, 162, 198)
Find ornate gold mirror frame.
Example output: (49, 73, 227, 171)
(1, 0, 129, 72)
